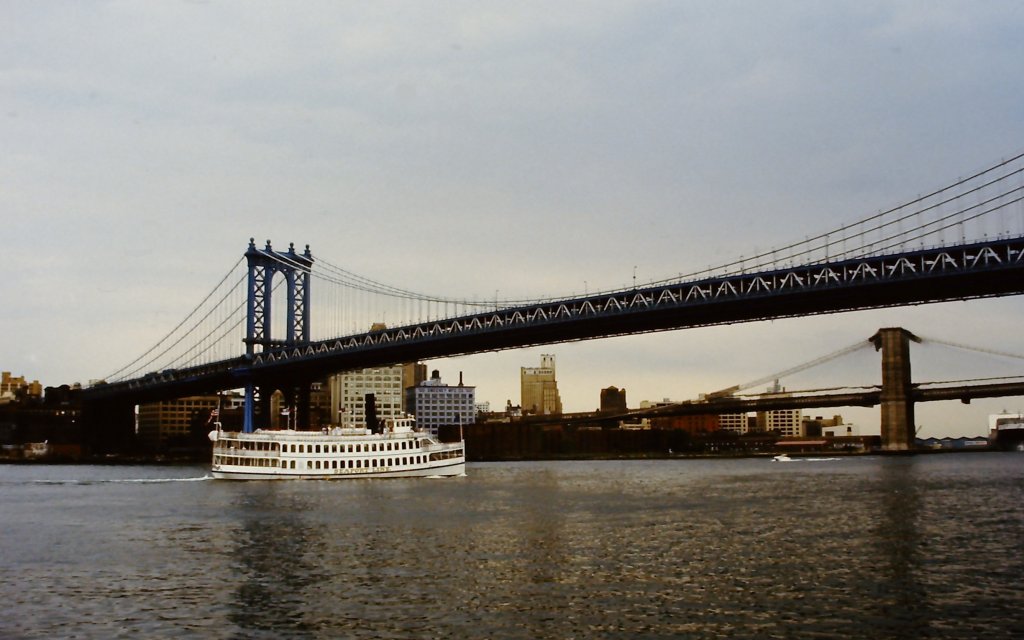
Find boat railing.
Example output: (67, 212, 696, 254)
(215, 445, 281, 458)
(419, 440, 464, 452)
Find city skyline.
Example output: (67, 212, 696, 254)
(4, 2, 1024, 437)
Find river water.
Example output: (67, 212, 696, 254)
(1, 455, 1022, 639)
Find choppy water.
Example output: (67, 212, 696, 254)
(1, 455, 1022, 639)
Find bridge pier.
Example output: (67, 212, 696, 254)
(871, 327, 921, 452)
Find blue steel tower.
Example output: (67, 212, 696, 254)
(243, 239, 313, 432)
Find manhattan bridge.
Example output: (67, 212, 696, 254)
(82, 151, 1024, 451)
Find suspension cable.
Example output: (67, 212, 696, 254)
(116, 272, 247, 380)
(708, 339, 873, 397)
(104, 256, 245, 380)
(918, 335, 1024, 361)
(645, 151, 1024, 287)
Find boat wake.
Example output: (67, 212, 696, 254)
(772, 455, 843, 463)
(30, 475, 214, 485)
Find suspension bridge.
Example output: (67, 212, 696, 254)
(81, 152, 1024, 452)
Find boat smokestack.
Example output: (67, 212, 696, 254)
(365, 393, 381, 434)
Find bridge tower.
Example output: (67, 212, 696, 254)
(243, 239, 313, 432)
(871, 327, 921, 451)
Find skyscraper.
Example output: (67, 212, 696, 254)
(329, 362, 426, 429)
(756, 381, 802, 437)
(521, 354, 562, 415)
(600, 386, 627, 413)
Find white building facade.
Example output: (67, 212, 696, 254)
(406, 370, 476, 437)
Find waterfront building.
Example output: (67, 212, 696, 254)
(1, 372, 43, 404)
(718, 413, 749, 434)
(761, 409, 803, 437)
(406, 370, 476, 437)
(636, 397, 719, 433)
(137, 395, 220, 449)
(653, 414, 719, 434)
(619, 418, 651, 430)
(521, 354, 562, 415)
(802, 414, 857, 437)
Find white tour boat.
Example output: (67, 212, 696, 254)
(209, 415, 465, 480)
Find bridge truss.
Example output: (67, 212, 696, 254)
(87, 150, 1024, 403)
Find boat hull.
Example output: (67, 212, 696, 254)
(212, 459, 465, 480)
(210, 422, 466, 480)
(992, 427, 1024, 452)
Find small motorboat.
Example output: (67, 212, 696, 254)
(772, 453, 793, 462)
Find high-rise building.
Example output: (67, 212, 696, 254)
(756, 381, 802, 437)
(600, 386, 627, 413)
(718, 413, 749, 434)
(521, 354, 562, 415)
(329, 362, 425, 429)
(406, 370, 476, 436)
(326, 323, 425, 428)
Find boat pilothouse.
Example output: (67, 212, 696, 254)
(209, 414, 466, 480)
(989, 412, 1024, 452)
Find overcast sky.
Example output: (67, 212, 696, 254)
(4, 1, 1024, 437)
